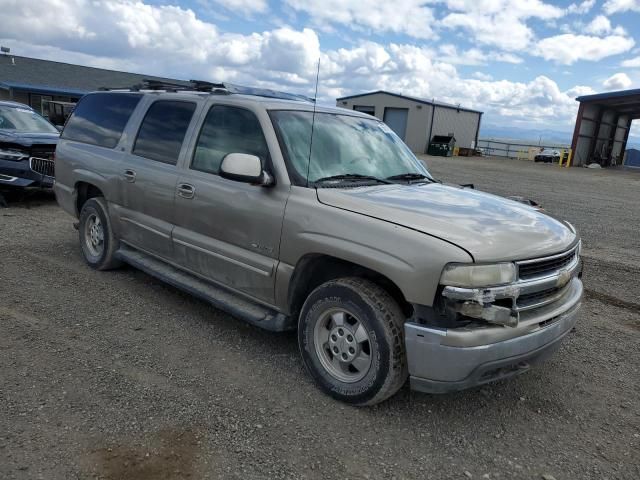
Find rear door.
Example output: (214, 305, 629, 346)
(172, 103, 289, 304)
(116, 99, 198, 261)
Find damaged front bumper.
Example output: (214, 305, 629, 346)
(404, 270, 583, 393)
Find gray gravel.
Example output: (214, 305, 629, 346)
(1, 156, 639, 480)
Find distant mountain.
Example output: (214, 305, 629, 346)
(479, 124, 572, 145)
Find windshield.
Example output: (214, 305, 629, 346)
(0, 106, 59, 134)
(270, 110, 432, 185)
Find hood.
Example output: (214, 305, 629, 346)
(0, 130, 59, 147)
(317, 183, 577, 262)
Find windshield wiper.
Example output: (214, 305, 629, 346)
(314, 174, 392, 185)
(386, 173, 433, 183)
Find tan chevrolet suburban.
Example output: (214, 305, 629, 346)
(54, 82, 583, 405)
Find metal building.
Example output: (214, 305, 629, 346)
(336, 91, 483, 153)
(570, 88, 640, 167)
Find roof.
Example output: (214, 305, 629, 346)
(0, 54, 191, 97)
(576, 88, 640, 102)
(575, 88, 640, 119)
(86, 90, 371, 117)
(336, 90, 483, 114)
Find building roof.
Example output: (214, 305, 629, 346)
(576, 88, 640, 102)
(0, 54, 191, 96)
(575, 88, 640, 119)
(336, 90, 483, 114)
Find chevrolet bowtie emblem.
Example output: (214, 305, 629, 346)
(556, 269, 571, 288)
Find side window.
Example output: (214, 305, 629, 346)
(133, 101, 197, 165)
(191, 105, 269, 175)
(61, 93, 142, 148)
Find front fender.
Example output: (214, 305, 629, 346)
(276, 187, 472, 309)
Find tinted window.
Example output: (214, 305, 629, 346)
(191, 105, 268, 175)
(61, 93, 141, 148)
(133, 101, 196, 165)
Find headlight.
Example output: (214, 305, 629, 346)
(0, 149, 28, 161)
(440, 263, 517, 288)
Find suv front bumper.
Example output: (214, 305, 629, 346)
(405, 277, 582, 393)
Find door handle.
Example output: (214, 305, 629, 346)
(123, 169, 136, 183)
(177, 183, 195, 199)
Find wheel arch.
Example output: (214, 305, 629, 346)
(287, 253, 412, 322)
(75, 181, 105, 216)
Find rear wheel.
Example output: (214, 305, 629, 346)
(78, 197, 121, 270)
(298, 277, 407, 406)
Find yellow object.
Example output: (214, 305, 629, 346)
(559, 149, 573, 167)
(453, 146, 460, 156)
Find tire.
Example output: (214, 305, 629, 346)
(78, 197, 122, 270)
(298, 277, 408, 406)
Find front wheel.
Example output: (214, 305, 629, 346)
(298, 277, 408, 406)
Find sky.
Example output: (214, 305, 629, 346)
(1, 0, 639, 143)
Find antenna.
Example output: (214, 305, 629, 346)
(305, 57, 321, 187)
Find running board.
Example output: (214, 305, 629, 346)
(116, 246, 294, 332)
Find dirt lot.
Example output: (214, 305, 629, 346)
(1, 156, 639, 480)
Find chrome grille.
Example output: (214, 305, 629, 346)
(30, 157, 55, 177)
(514, 245, 581, 312)
(517, 247, 578, 280)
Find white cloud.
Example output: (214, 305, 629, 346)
(566, 0, 596, 14)
(438, 45, 486, 66)
(585, 15, 612, 35)
(473, 72, 493, 81)
(441, 0, 565, 51)
(603, 0, 640, 14)
(0, 0, 601, 131)
(208, 0, 268, 14)
(283, 0, 436, 39)
(583, 15, 627, 35)
(622, 56, 640, 67)
(494, 53, 524, 64)
(534, 34, 635, 64)
(603, 72, 632, 89)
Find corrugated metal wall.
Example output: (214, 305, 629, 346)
(431, 107, 481, 149)
(572, 103, 632, 166)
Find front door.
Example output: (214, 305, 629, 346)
(173, 104, 288, 304)
(118, 99, 198, 260)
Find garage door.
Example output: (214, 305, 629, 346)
(383, 107, 408, 140)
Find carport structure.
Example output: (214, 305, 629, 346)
(571, 88, 640, 167)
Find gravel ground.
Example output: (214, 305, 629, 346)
(1, 156, 639, 480)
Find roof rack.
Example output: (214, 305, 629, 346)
(99, 78, 315, 103)
(99, 79, 315, 103)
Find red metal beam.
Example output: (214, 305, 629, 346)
(570, 102, 585, 163)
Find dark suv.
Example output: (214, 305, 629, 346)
(0, 101, 59, 189)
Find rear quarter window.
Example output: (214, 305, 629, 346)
(61, 93, 142, 148)
(132, 100, 197, 165)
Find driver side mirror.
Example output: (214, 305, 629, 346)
(219, 153, 274, 186)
